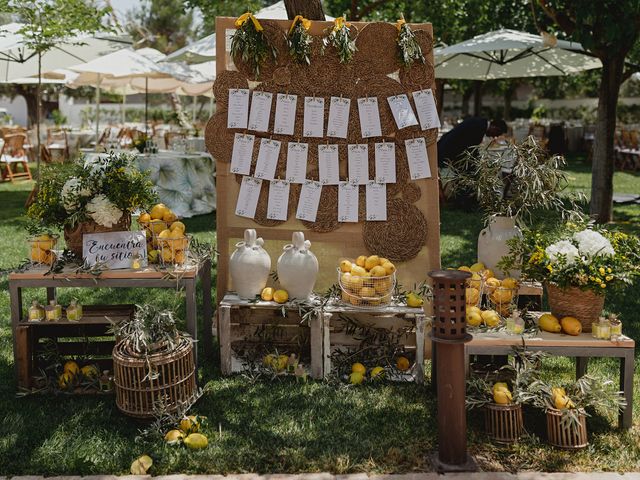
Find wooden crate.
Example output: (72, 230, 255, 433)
(16, 304, 135, 388)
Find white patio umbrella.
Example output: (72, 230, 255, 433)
(434, 29, 602, 79)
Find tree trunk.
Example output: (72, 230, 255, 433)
(461, 87, 473, 117)
(284, 0, 325, 20)
(16, 85, 39, 127)
(590, 54, 625, 223)
(473, 80, 483, 117)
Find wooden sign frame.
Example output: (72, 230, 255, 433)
(212, 17, 441, 303)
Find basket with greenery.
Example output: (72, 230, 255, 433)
(27, 151, 157, 256)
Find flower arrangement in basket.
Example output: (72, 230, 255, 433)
(520, 376, 626, 449)
(500, 221, 640, 332)
(337, 255, 397, 307)
(27, 152, 157, 257)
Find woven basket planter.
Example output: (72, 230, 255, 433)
(546, 283, 605, 333)
(484, 403, 524, 443)
(64, 214, 131, 258)
(546, 408, 588, 449)
(113, 336, 197, 418)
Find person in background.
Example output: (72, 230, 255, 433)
(437, 117, 508, 167)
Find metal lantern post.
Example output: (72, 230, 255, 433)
(429, 269, 476, 472)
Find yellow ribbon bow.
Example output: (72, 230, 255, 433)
(333, 16, 351, 32)
(396, 17, 406, 31)
(289, 15, 311, 34)
(235, 12, 263, 32)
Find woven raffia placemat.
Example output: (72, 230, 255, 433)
(363, 198, 427, 261)
(401, 182, 422, 203)
(399, 59, 435, 92)
(212, 71, 249, 110)
(354, 22, 400, 76)
(355, 75, 405, 136)
(205, 111, 236, 163)
(263, 20, 290, 66)
(415, 29, 433, 55)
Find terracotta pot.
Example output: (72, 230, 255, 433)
(546, 283, 605, 333)
(64, 214, 132, 258)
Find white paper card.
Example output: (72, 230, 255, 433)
(296, 180, 323, 222)
(267, 179, 290, 221)
(247, 90, 273, 132)
(235, 176, 262, 218)
(365, 182, 387, 221)
(374, 142, 396, 183)
(83, 231, 147, 270)
(318, 144, 340, 185)
(413, 88, 441, 130)
(254, 138, 281, 180)
(347, 144, 369, 185)
(338, 182, 359, 223)
(230, 133, 255, 175)
(387, 94, 419, 129)
(326, 96, 350, 138)
(274, 93, 298, 135)
(285, 142, 309, 184)
(227, 88, 250, 129)
(357, 97, 382, 138)
(303, 96, 325, 137)
(405, 137, 432, 180)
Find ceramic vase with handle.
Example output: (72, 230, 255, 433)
(229, 229, 271, 299)
(477, 215, 521, 279)
(277, 232, 318, 301)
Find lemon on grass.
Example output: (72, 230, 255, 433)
(349, 371, 365, 385)
(370, 366, 385, 379)
(184, 433, 208, 450)
(351, 362, 366, 375)
(396, 356, 410, 371)
(58, 372, 74, 390)
(81, 364, 99, 379)
(164, 429, 185, 445)
(63, 360, 80, 376)
(180, 415, 201, 434)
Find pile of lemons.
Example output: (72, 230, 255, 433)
(57, 360, 100, 390)
(348, 357, 411, 384)
(164, 415, 209, 450)
(260, 287, 289, 303)
(30, 233, 57, 265)
(339, 255, 396, 306)
(139, 203, 188, 265)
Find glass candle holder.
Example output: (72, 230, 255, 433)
(28, 300, 45, 322)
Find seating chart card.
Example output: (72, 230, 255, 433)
(338, 181, 359, 223)
(357, 97, 382, 138)
(285, 142, 309, 184)
(267, 179, 290, 221)
(374, 142, 396, 183)
(318, 144, 340, 185)
(412, 88, 441, 130)
(326, 96, 351, 138)
(254, 138, 281, 180)
(347, 143, 369, 185)
(387, 94, 418, 129)
(405, 137, 432, 180)
(235, 176, 262, 218)
(365, 181, 387, 221)
(248, 90, 273, 132)
(230, 133, 255, 175)
(303, 96, 325, 137)
(227, 88, 249, 129)
(274, 93, 298, 135)
(296, 180, 323, 222)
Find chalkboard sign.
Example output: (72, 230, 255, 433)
(82, 231, 148, 270)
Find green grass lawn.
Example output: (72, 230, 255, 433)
(0, 157, 639, 474)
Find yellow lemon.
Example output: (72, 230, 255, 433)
(164, 429, 185, 444)
(340, 259, 353, 273)
(81, 364, 99, 379)
(466, 287, 480, 305)
(360, 286, 375, 297)
(138, 212, 151, 224)
(491, 288, 513, 304)
(351, 362, 366, 374)
(365, 255, 380, 271)
(162, 210, 178, 223)
(470, 262, 485, 272)
(551, 387, 566, 399)
(349, 371, 365, 384)
(261, 287, 274, 301)
(369, 265, 387, 277)
(493, 387, 512, 405)
(273, 289, 289, 304)
(184, 433, 208, 450)
(277, 355, 289, 371)
(351, 265, 367, 277)
(158, 229, 172, 241)
(539, 313, 561, 333)
(58, 372, 74, 390)
(485, 277, 501, 294)
(161, 248, 174, 263)
(458, 265, 471, 272)
(501, 277, 518, 289)
(130, 455, 153, 475)
(482, 310, 501, 327)
(370, 366, 385, 379)
(174, 250, 186, 264)
(493, 382, 509, 392)
(356, 255, 367, 267)
(179, 415, 201, 434)
(378, 257, 389, 265)
(148, 249, 159, 263)
(31, 247, 50, 263)
(483, 269, 495, 280)
(150, 203, 167, 220)
(149, 219, 167, 235)
(468, 273, 482, 290)
(560, 316, 582, 336)
(466, 310, 482, 327)
(554, 394, 575, 410)
(63, 360, 80, 376)
(170, 221, 186, 233)
(396, 356, 410, 371)
(406, 292, 424, 308)
(374, 277, 392, 295)
(382, 261, 396, 275)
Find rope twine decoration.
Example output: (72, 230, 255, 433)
(363, 198, 427, 261)
(354, 22, 401, 76)
(212, 70, 249, 110)
(398, 58, 435, 92)
(270, 65, 293, 87)
(400, 182, 422, 203)
(205, 111, 235, 163)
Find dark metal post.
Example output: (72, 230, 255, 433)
(429, 270, 476, 472)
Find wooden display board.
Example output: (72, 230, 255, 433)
(209, 17, 441, 303)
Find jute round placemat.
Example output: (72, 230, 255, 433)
(204, 111, 235, 163)
(363, 198, 427, 261)
(212, 71, 249, 110)
(263, 20, 289, 66)
(398, 59, 435, 91)
(354, 22, 400, 76)
(301, 183, 339, 232)
(415, 29, 433, 55)
(401, 182, 422, 203)
(355, 75, 405, 136)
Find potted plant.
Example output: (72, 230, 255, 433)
(444, 136, 577, 277)
(466, 348, 544, 443)
(110, 304, 198, 418)
(27, 151, 157, 257)
(521, 376, 626, 449)
(500, 221, 640, 332)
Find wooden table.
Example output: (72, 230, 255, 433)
(9, 260, 213, 375)
(466, 330, 635, 429)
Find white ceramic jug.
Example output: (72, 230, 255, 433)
(277, 232, 318, 301)
(229, 229, 271, 299)
(477, 215, 521, 279)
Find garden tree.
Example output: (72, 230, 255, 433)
(536, 0, 640, 222)
(183, 0, 270, 35)
(0, 0, 113, 175)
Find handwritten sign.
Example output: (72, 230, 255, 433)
(83, 231, 147, 269)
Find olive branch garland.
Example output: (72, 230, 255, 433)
(396, 15, 425, 67)
(230, 12, 277, 79)
(322, 15, 357, 63)
(287, 15, 313, 65)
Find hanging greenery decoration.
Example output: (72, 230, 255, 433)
(287, 15, 313, 65)
(230, 12, 276, 79)
(396, 15, 425, 67)
(322, 15, 357, 63)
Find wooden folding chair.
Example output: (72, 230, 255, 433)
(0, 134, 32, 182)
(46, 128, 70, 162)
(165, 131, 186, 150)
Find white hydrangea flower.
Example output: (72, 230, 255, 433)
(86, 194, 123, 227)
(573, 229, 615, 257)
(61, 177, 91, 212)
(545, 239, 580, 265)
